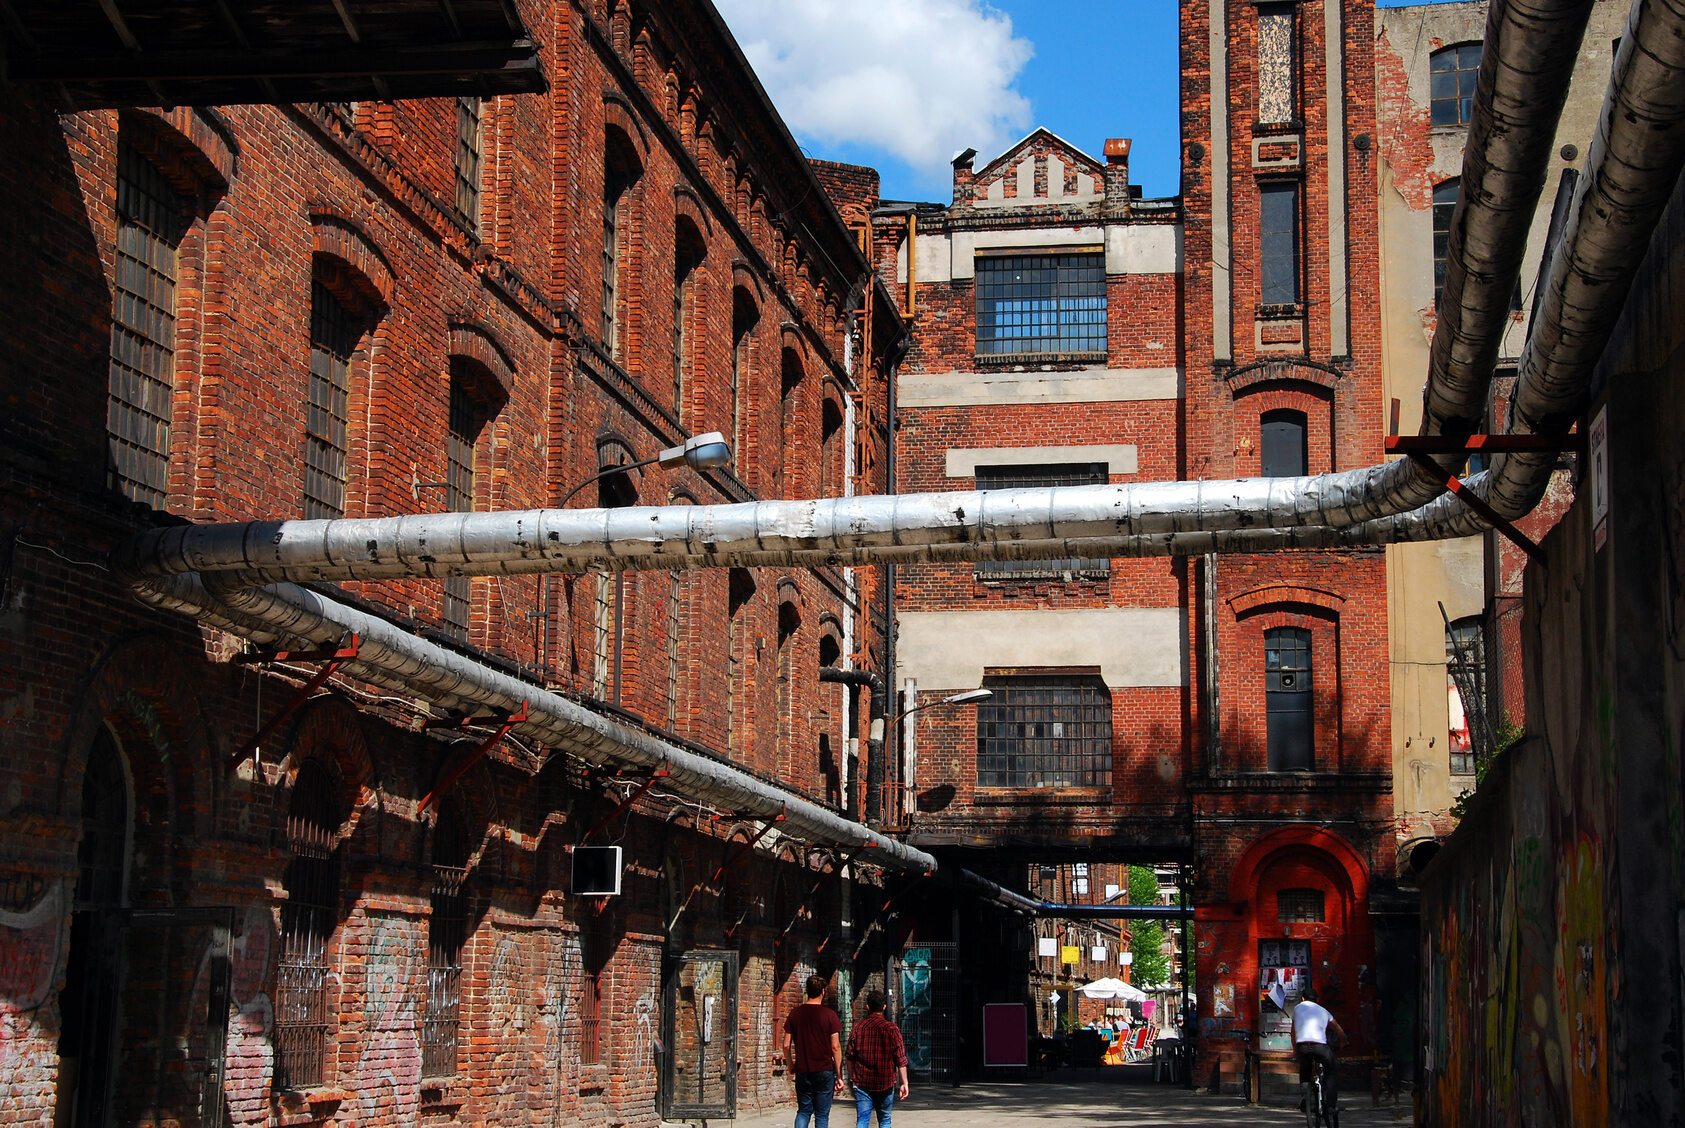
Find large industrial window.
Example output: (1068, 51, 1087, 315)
(1265, 626, 1314, 771)
(108, 143, 184, 508)
(303, 280, 357, 519)
(455, 97, 483, 231)
(975, 252, 1106, 359)
(1256, 3, 1297, 124)
(1430, 43, 1483, 128)
(1260, 410, 1308, 476)
(1259, 182, 1300, 307)
(976, 674, 1112, 789)
(974, 464, 1110, 580)
(423, 812, 468, 1078)
(276, 763, 340, 1090)
(443, 369, 491, 644)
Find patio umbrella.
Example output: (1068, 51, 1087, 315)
(1077, 977, 1147, 1001)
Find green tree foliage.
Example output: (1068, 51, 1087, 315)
(1126, 865, 1172, 988)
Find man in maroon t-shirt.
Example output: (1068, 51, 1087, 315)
(783, 975, 844, 1128)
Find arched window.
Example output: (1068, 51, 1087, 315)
(303, 276, 364, 519)
(1430, 43, 1483, 128)
(674, 223, 706, 420)
(776, 600, 802, 765)
(423, 808, 469, 1078)
(820, 398, 845, 499)
(1433, 179, 1459, 302)
(727, 569, 755, 755)
(1264, 626, 1314, 771)
(1260, 409, 1308, 477)
(455, 97, 484, 232)
(602, 130, 642, 362)
(277, 762, 342, 1089)
(443, 359, 501, 643)
(731, 289, 759, 471)
(779, 347, 804, 497)
(108, 143, 186, 508)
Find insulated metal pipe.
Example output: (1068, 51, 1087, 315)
(819, 667, 887, 823)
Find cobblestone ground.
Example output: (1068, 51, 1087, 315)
(723, 1066, 1414, 1128)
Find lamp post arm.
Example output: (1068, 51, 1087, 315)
(556, 453, 660, 508)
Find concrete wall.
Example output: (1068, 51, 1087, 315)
(1418, 92, 1685, 1125)
(1374, 0, 1626, 848)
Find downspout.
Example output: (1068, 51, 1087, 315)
(819, 667, 887, 825)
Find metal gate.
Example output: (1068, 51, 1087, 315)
(91, 907, 235, 1128)
(893, 942, 957, 1080)
(661, 950, 738, 1119)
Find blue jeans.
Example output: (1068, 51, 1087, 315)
(794, 1071, 835, 1128)
(853, 1086, 894, 1128)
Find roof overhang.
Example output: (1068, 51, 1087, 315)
(0, 0, 546, 108)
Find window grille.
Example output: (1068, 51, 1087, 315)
(276, 764, 340, 1090)
(1260, 409, 1308, 477)
(579, 931, 603, 1065)
(108, 143, 183, 508)
(974, 464, 1110, 580)
(976, 675, 1112, 789)
(443, 373, 483, 643)
(455, 97, 483, 230)
(602, 168, 630, 359)
(975, 253, 1106, 359)
(1446, 616, 1488, 774)
(1259, 183, 1300, 307)
(1265, 626, 1314, 771)
(1256, 3, 1297, 124)
(593, 572, 612, 698)
(666, 572, 682, 730)
(1430, 43, 1483, 128)
(1277, 888, 1325, 923)
(423, 814, 468, 1078)
(304, 281, 357, 519)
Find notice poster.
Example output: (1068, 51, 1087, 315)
(1257, 939, 1311, 1052)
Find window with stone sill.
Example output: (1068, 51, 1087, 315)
(1259, 181, 1301, 308)
(1430, 43, 1483, 129)
(976, 673, 1112, 789)
(974, 251, 1106, 360)
(973, 463, 1110, 580)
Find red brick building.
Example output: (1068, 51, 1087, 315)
(880, 0, 1403, 1091)
(0, 2, 912, 1126)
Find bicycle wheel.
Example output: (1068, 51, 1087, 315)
(1302, 1077, 1319, 1128)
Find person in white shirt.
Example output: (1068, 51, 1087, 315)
(1291, 987, 1346, 1120)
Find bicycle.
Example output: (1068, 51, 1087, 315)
(1301, 1053, 1337, 1128)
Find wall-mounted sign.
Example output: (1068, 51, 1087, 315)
(1060, 945, 1081, 965)
(1038, 937, 1058, 957)
(1590, 404, 1609, 550)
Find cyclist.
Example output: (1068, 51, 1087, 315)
(1291, 987, 1345, 1125)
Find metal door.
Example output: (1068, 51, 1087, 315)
(110, 908, 235, 1128)
(893, 942, 957, 1079)
(661, 950, 738, 1119)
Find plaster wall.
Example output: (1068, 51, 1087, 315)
(893, 608, 1186, 690)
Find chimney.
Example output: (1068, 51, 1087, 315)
(1103, 138, 1132, 214)
(952, 147, 978, 208)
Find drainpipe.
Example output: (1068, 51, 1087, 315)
(819, 667, 886, 824)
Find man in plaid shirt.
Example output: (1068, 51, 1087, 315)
(846, 990, 909, 1128)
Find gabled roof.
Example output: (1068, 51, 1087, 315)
(976, 128, 1106, 180)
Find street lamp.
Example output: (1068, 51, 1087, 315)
(557, 431, 732, 507)
(893, 688, 992, 824)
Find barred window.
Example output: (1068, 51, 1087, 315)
(1257, 3, 1297, 124)
(975, 252, 1106, 359)
(1277, 888, 1325, 923)
(1265, 626, 1314, 771)
(593, 572, 612, 698)
(1446, 616, 1486, 775)
(602, 163, 636, 360)
(276, 763, 340, 1090)
(304, 280, 358, 519)
(423, 812, 468, 1079)
(666, 572, 683, 730)
(455, 97, 483, 231)
(443, 366, 493, 643)
(976, 674, 1112, 789)
(108, 143, 184, 508)
(974, 464, 1109, 580)
(1260, 182, 1300, 307)
(1430, 43, 1482, 129)
(579, 929, 604, 1066)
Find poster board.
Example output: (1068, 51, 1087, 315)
(981, 1003, 1028, 1067)
(1257, 939, 1311, 1052)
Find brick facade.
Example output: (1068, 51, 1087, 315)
(0, 3, 904, 1126)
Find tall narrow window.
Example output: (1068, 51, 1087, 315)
(1259, 183, 1300, 307)
(776, 601, 800, 764)
(666, 572, 682, 730)
(820, 399, 844, 499)
(1430, 43, 1483, 129)
(727, 569, 755, 755)
(602, 168, 633, 360)
(108, 143, 184, 508)
(422, 811, 468, 1078)
(1446, 616, 1487, 775)
(1260, 409, 1308, 476)
(976, 674, 1112, 789)
(276, 763, 341, 1090)
(304, 280, 357, 519)
(975, 464, 1110, 580)
(443, 369, 488, 643)
(1433, 179, 1459, 302)
(731, 294, 757, 468)
(674, 245, 702, 419)
(578, 928, 603, 1066)
(592, 572, 613, 699)
(974, 252, 1106, 358)
(1265, 626, 1314, 771)
(455, 97, 484, 232)
(1256, 3, 1297, 124)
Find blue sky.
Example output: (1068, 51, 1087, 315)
(714, 0, 1432, 205)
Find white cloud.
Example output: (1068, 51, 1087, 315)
(715, 0, 1033, 179)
